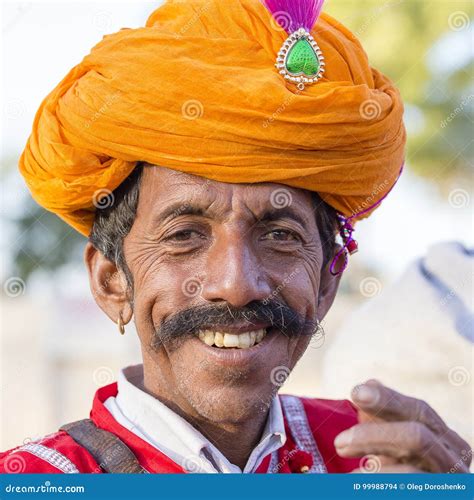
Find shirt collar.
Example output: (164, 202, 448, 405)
(112, 364, 286, 473)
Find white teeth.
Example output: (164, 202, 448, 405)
(198, 330, 215, 346)
(214, 331, 224, 347)
(196, 329, 267, 349)
(238, 332, 251, 349)
(223, 334, 239, 348)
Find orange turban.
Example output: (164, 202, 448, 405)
(20, 0, 405, 237)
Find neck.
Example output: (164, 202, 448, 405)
(141, 366, 269, 470)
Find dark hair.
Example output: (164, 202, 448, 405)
(311, 192, 339, 267)
(89, 164, 145, 287)
(89, 165, 338, 287)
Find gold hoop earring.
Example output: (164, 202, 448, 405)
(117, 313, 125, 335)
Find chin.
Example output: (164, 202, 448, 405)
(178, 379, 277, 424)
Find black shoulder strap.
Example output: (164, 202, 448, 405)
(60, 419, 147, 473)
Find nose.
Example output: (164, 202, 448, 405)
(200, 231, 272, 308)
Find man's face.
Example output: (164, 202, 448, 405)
(122, 166, 335, 423)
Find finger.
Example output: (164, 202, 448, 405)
(334, 421, 468, 473)
(351, 380, 445, 431)
(351, 380, 468, 452)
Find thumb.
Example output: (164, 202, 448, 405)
(351, 380, 384, 423)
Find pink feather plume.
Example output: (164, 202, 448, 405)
(262, 0, 325, 33)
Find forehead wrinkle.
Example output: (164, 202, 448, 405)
(240, 188, 315, 228)
(148, 185, 226, 228)
(217, 184, 317, 228)
(142, 168, 216, 207)
(144, 164, 211, 192)
(142, 167, 315, 228)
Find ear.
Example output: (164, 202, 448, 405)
(316, 245, 343, 320)
(84, 242, 133, 326)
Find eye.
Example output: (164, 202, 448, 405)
(166, 229, 204, 242)
(262, 229, 299, 242)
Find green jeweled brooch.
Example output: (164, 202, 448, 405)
(275, 27, 324, 90)
(263, 0, 326, 90)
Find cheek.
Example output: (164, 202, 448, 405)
(276, 262, 321, 318)
(263, 243, 322, 306)
(277, 264, 320, 362)
(129, 250, 202, 341)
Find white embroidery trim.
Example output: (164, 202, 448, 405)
(280, 395, 327, 474)
(267, 449, 280, 473)
(13, 443, 80, 474)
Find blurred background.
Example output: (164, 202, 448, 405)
(1, 0, 473, 460)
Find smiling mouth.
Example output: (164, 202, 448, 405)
(196, 328, 267, 349)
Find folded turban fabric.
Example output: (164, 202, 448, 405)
(19, 0, 406, 236)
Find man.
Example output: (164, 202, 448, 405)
(1, 0, 470, 474)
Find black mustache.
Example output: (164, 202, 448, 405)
(152, 299, 317, 348)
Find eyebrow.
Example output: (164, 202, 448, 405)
(154, 202, 310, 229)
(256, 208, 310, 229)
(154, 203, 206, 225)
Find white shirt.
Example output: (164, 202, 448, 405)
(104, 364, 286, 473)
